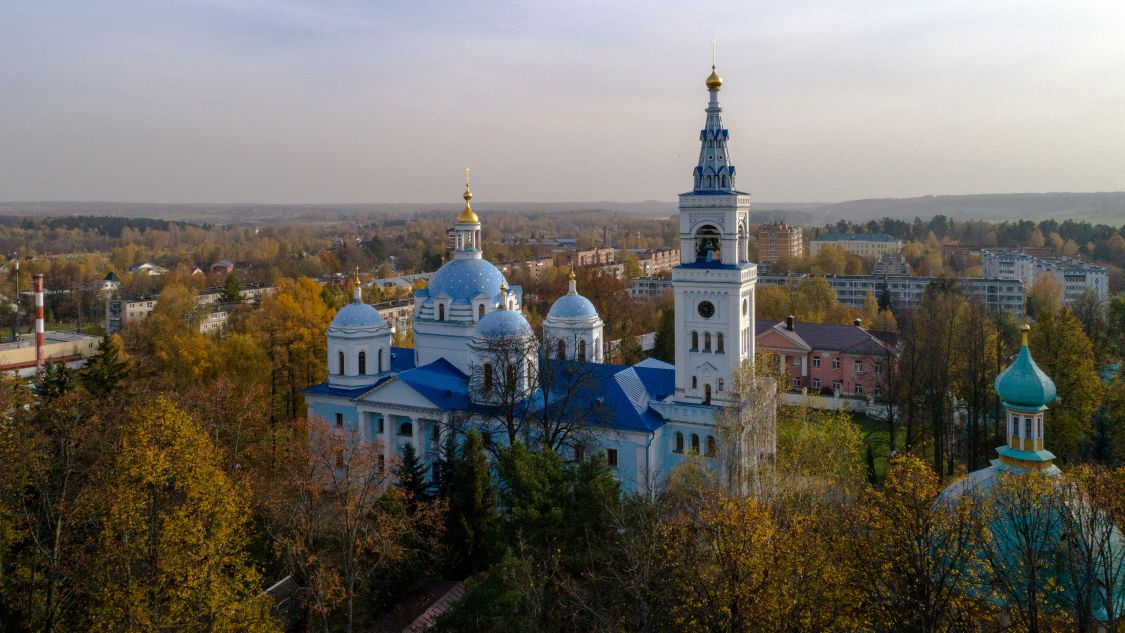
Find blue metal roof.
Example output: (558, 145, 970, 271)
(396, 358, 472, 411)
(390, 346, 416, 373)
(426, 258, 508, 304)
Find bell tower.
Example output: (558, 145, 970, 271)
(672, 60, 756, 405)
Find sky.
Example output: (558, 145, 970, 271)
(1, 0, 1124, 204)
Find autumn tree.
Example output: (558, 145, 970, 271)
(265, 418, 409, 633)
(83, 398, 277, 632)
(1027, 273, 1063, 319)
(859, 455, 995, 631)
(1030, 308, 1104, 463)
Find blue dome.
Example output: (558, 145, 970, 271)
(331, 302, 385, 329)
(476, 309, 533, 339)
(995, 343, 1056, 409)
(426, 258, 507, 304)
(548, 293, 598, 319)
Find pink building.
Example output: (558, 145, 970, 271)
(755, 316, 897, 398)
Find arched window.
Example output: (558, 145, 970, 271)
(718, 378, 724, 392)
(704, 384, 712, 404)
(691, 375, 698, 389)
(398, 422, 412, 437)
(578, 339, 587, 362)
(338, 350, 345, 375)
(506, 366, 517, 388)
(557, 339, 567, 360)
(377, 348, 384, 372)
(691, 331, 699, 349)
(694, 225, 721, 263)
(593, 337, 600, 360)
(478, 304, 485, 319)
(721, 175, 728, 188)
(704, 332, 712, 352)
(691, 434, 700, 454)
(358, 351, 367, 374)
(706, 436, 717, 457)
(717, 332, 724, 353)
(438, 303, 445, 321)
(705, 175, 712, 188)
(674, 432, 684, 453)
(483, 363, 493, 391)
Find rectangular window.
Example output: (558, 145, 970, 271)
(335, 412, 343, 429)
(832, 358, 840, 370)
(854, 360, 863, 373)
(832, 380, 842, 391)
(606, 448, 618, 468)
(812, 378, 821, 389)
(792, 377, 801, 387)
(874, 362, 882, 374)
(812, 357, 821, 368)
(854, 384, 863, 396)
(792, 356, 801, 366)
(874, 386, 882, 396)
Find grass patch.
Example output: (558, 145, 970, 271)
(854, 413, 900, 483)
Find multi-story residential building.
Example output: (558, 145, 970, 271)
(632, 249, 681, 276)
(1039, 258, 1109, 304)
(756, 316, 897, 397)
(629, 276, 675, 299)
(196, 282, 276, 306)
(106, 296, 159, 334)
(810, 233, 901, 257)
(982, 250, 1108, 304)
(873, 253, 912, 275)
(554, 247, 615, 268)
(498, 256, 555, 281)
(372, 298, 414, 335)
(757, 273, 1026, 314)
(756, 223, 804, 262)
(981, 250, 1037, 287)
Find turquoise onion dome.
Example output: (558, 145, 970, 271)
(994, 324, 1056, 409)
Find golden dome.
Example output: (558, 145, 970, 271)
(706, 65, 722, 91)
(457, 184, 479, 223)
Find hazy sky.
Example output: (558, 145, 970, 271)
(2, 1, 1124, 204)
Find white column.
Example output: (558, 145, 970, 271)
(411, 417, 420, 456)
(382, 413, 394, 473)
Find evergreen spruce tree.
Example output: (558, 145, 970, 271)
(81, 334, 129, 399)
(431, 432, 458, 499)
(651, 307, 676, 364)
(444, 429, 497, 578)
(393, 443, 431, 509)
(32, 362, 76, 401)
(219, 272, 244, 303)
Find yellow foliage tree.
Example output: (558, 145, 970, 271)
(84, 398, 277, 632)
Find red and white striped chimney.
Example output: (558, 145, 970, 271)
(33, 273, 44, 372)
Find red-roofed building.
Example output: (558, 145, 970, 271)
(756, 316, 898, 398)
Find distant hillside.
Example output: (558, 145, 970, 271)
(810, 192, 1125, 225)
(2, 192, 1122, 226)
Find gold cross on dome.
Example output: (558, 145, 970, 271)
(711, 36, 717, 68)
(465, 166, 470, 187)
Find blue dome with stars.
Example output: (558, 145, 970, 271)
(427, 258, 508, 304)
(476, 308, 534, 339)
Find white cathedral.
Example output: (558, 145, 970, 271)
(305, 64, 765, 493)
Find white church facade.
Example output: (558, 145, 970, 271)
(304, 65, 770, 494)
